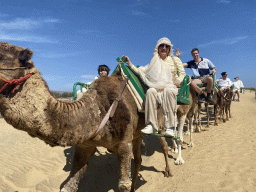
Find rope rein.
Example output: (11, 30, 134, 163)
(0, 73, 33, 94)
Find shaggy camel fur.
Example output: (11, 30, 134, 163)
(0, 42, 195, 191)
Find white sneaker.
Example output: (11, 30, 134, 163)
(165, 128, 175, 137)
(141, 124, 154, 134)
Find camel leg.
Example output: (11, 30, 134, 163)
(195, 103, 202, 132)
(157, 136, 173, 177)
(225, 103, 229, 121)
(198, 104, 202, 130)
(187, 114, 194, 147)
(175, 114, 186, 165)
(193, 103, 199, 132)
(222, 106, 226, 122)
(206, 104, 210, 127)
(117, 142, 133, 192)
(214, 104, 219, 126)
(228, 102, 232, 118)
(194, 107, 199, 132)
(184, 118, 190, 135)
(60, 145, 96, 192)
(221, 102, 226, 123)
(169, 137, 178, 153)
(131, 136, 143, 192)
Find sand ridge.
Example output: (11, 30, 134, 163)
(0, 91, 255, 191)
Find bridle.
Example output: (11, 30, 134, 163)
(0, 66, 33, 94)
(0, 67, 27, 70)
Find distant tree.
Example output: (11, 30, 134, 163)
(62, 92, 73, 97)
(50, 91, 73, 98)
(62, 92, 69, 97)
(50, 91, 61, 98)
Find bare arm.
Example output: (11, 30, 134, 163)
(211, 67, 217, 74)
(121, 55, 139, 73)
(183, 63, 188, 68)
(175, 48, 181, 58)
(175, 49, 188, 68)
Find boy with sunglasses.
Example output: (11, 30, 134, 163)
(97, 65, 110, 77)
(76, 64, 110, 100)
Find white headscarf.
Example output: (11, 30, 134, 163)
(137, 37, 176, 89)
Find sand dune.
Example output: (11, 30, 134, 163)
(0, 91, 255, 192)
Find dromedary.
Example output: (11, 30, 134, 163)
(200, 87, 222, 127)
(220, 91, 233, 122)
(0, 42, 195, 191)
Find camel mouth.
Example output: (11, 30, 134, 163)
(0, 108, 8, 116)
(0, 81, 5, 89)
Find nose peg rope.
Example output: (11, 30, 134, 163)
(0, 73, 33, 94)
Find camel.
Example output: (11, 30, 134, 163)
(219, 91, 233, 122)
(198, 87, 222, 128)
(0, 42, 195, 191)
(189, 103, 202, 133)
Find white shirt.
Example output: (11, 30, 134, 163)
(216, 77, 232, 88)
(233, 80, 244, 90)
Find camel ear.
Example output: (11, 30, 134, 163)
(19, 48, 33, 61)
(19, 49, 34, 68)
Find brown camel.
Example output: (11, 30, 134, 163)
(201, 87, 223, 127)
(0, 42, 195, 191)
(220, 91, 233, 122)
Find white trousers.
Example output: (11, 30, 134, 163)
(144, 88, 178, 130)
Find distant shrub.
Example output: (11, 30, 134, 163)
(50, 91, 73, 98)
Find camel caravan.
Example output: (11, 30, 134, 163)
(0, 40, 239, 191)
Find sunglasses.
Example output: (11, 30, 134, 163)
(99, 67, 109, 71)
(159, 44, 170, 48)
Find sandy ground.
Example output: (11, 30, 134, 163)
(0, 91, 255, 192)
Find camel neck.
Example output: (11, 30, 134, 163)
(0, 70, 100, 147)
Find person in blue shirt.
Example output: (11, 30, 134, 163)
(176, 48, 217, 103)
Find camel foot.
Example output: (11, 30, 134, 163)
(164, 169, 173, 177)
(188, 142, 194, 147)
(118, 180, 132, 192)
(195, 127, 200, 132)
(214, 123, 218, 126)
(170, 148, 178, 153)
(184, 131, 190, 136)
(175, 156, 185, 165)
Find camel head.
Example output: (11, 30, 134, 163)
(0, 42, 35, 91)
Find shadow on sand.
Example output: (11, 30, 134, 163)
(60, 135, 178, 191)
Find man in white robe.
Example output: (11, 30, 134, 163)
(122, 37, 183, 137)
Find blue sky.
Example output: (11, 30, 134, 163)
(0, 0, 255, 91)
